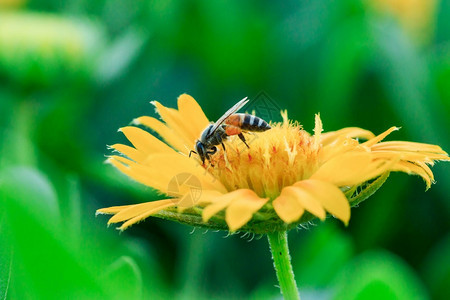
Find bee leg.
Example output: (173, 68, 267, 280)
(218, 142, 233, 169)
(238, 133, 250, 148)
(205, 147, 217, 167)
(204, 153, 213, 166)
(189, 150, 197, 157)
(207, 146, 217, 155)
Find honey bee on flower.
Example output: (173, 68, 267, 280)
(97, 94, 449, 233)
(189, 97, 271, 165)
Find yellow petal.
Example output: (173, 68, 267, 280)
(108, 153, 227, 194)
(196, 190, 226, 205)
(177, 94, 210, 138)
(372, 141, 448, 154)
(152, 100, 198, 144)
(314, 113, 323, 147)
(225, 192, 269, 231)
(320, 135, 361, 162)
(177, 190, 224, 212)
(371, 150, 446, 164)
(119, 126, 175, 155)
(392, 161, 434, 189)
(362, 126, 399, 147)
(108, 199, 174, 224)
(141, 153, 227, 193)
(119, 201, 176, 231)
(312, 151, 372, 186)
(414, 161, 434, 181)
(174, 181, 215, 209)
(134, 116, 190, 152)
(281, 186, 326, 220)
(321, 127, 375, 145)
(108, 155, 166, 191)
(109, 144, 147, 163)
(176, 191, 199, 208)
(202, 191, 239, 222)
(96, 204, 134, 215)
(273, 195, 305, 223)
(330, 153, 399, 187)
(295, 179, 350, 225)
(353, 158, 399, 185)
(202, 189, 258, 222)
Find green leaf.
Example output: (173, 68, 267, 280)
(1, 166, 60, 228)
(0, 166, 147, 298)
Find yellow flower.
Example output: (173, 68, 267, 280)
(97, 94, 449, 233)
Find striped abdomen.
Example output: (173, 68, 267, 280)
(225, 113, 271, 132)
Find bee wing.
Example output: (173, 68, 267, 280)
(206, 97, 249, 138)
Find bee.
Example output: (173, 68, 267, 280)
(189, 97, 271, 164)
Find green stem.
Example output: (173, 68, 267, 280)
(267, 231, 300, 300)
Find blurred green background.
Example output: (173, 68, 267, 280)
(1, 0, 449, 299)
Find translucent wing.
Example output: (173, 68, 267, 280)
(206, 97, 249, 138)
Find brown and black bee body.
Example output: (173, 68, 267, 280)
(225, 113, 271, 132)
(189, 98, 271, 164)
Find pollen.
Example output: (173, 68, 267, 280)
(208, 118, 320, 200)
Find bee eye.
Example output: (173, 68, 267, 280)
(196, 141, 204, 155)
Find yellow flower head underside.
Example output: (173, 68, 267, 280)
(97, 94, 449, 233)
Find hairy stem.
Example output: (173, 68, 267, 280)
(267, 231, 300, 300)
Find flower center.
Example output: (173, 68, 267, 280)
(208, 121, 321, 199)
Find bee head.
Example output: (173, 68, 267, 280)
(195, 140, 207, 164)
